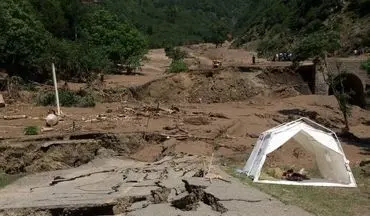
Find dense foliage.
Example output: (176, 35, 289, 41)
(234, 0, 370, 57)
(0, 0, 148, 82)
(1, 0, 369, 81)
(35, 89, 96, 107)
(165, 46, 188, 73)
(0, 0, 247, 81)
(102, 0, 244, 48)
(0, 0, 50, 78)
(293, 31, 341, 62)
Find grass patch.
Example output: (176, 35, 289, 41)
(225, 166, 370, 216)
(24, 126, 39, 135)
(0, 173, 23, 188)
(35, 89, 96, 107)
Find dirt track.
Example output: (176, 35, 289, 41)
(0, 44, 369, 215)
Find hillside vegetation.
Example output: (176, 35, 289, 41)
(0, 0, 246, 81)
(0, 0, 369, 82)
(0, 0, 147, 82)
(102, 0, 246, 48)
(232, 0, 370, 57)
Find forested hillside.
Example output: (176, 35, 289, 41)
(101, 0, 246, 47)
(1, 0, 369, 82)
(0, 0, 246, 81)
(0, 0, 147, 81)
(232, 0, 370, 57)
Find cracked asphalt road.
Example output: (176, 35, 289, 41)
(0, 155, 313, 216)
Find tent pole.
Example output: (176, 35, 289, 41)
(301, 117, 336, 134)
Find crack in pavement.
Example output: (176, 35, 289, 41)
(49, 169, 116, 186)
(219, 198, 263, 203)
(108, 183, 122, 195)
(29, 169, 116, 192)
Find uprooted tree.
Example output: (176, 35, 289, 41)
(293, 30, 352, 132)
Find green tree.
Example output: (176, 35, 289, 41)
(206, 20, 229, 47)
(80, 9, 148, 69)
(0, 0, 50, 75)
(60, 0, 85, 40)
(102, 0, 246, 48)
(28, 0, 69, 38)
(168, 59, 188, 73)
(293, 30, 340, 62)
(164, 46, 187, 60)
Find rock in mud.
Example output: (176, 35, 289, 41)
(149, 187, 171, 204)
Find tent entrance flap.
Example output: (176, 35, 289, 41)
(239, 118, 357, 188)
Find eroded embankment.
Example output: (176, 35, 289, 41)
(128, 67, 311, 104)
(0, 132, 169, 174)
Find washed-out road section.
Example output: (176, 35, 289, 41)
(0, 155, 313, 216)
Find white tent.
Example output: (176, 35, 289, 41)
(238, 117, 357, 187)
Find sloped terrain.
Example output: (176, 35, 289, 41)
(129, 66, 311, 104)
(0, 44, 369, 216)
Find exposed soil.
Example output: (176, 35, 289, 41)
(1, 95, 368, 177)
(0, 132, 165, 174)
(264, 139, 316, 170)
(257, 67, 312, 95)
(0, 43, 369, 216)
(129, 66, 312, 104)
(0, 44, 369, 182)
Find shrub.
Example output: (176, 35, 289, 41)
(257, 36, 285, 57)
(76, 94, 96, 107)
(164, 46, 187, 60)
(35, 89, 96, 107)
(168, 59, 188, 73)
(361, 58, 370, 75)
(23, 83, 38, 91)
(24, 126, 39, 135)
(292, 30, 340, 62)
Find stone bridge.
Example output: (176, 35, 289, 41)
(300, 57, 369, 108)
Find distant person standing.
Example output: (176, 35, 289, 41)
(252, 55, 256, 64)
